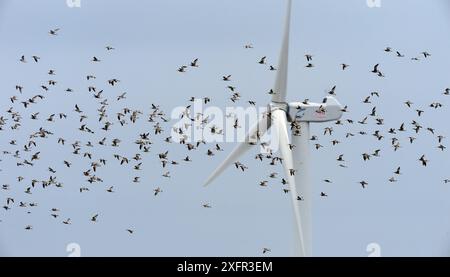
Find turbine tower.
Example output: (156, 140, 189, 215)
(204, 0, 343, 257)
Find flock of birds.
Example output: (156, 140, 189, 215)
(175, 46, 448, 195)
(0, 27, 449, 255)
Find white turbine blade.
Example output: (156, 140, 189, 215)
(291, 122, 312, 257)
(272, 109, 306, 256)
(272, 0, 292, 103)
(204, 116, 271, 187)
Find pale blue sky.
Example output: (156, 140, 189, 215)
(0, 0, 450, 257)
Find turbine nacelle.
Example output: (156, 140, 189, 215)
(286, 96, 343, 123)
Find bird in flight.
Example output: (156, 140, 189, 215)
(419, 155, 428, 166)
(190, 58, 199, 68)
(422, 51, 431, 58)
(154, 187, 162, 196)
(91, 214, 99, 222)
(178, 65, 187, 73)
(359, 181, 368, 189)
(222, 75, 232, 81)
(49, 28, 60, 35)
(371, 64, 380, 74)
(258, 56, 267, 65)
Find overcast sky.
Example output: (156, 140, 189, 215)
(1, 0, 450, 257)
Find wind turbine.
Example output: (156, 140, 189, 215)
(204, 0, 343, 257)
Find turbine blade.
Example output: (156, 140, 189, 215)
(291, 122, 312, 257)
(272, 109, 306, 256)
(272, 0, 292, 103)
(204, 116, 271, 187)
